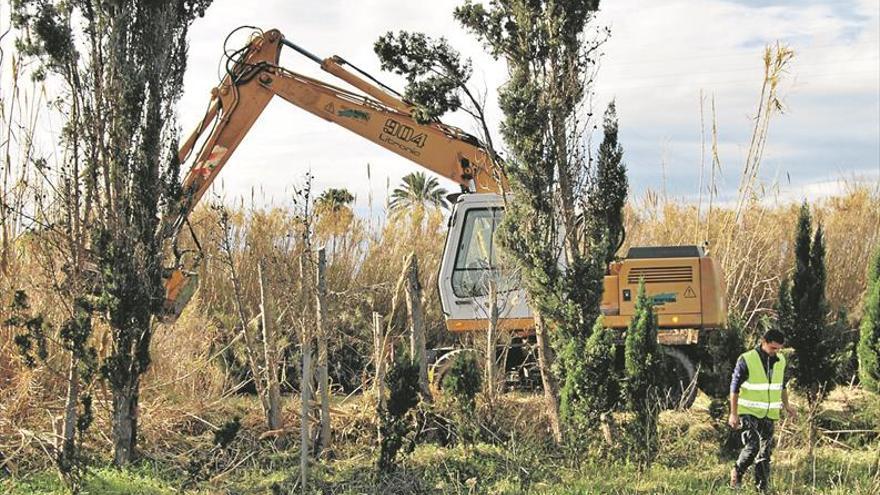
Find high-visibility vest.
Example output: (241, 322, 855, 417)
(737, 349, 786, 420)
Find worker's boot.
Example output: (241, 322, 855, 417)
(729, 467, 741, 490)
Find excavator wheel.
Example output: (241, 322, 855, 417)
(657, 346, 698, 410)
(428, 348, 480, 396)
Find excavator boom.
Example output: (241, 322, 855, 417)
(165, 29, 499, 241)
(162, 28, 501, 318)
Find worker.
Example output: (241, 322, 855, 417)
(728, 328, 797, 491)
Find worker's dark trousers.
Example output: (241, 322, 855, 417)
(735, 414, 775, 490)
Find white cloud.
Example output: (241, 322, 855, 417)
(4, 0, 875, 211)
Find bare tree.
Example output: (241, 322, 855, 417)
(259, 260, 283, 430)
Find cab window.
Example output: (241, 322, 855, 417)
(452, 208, 511, 298)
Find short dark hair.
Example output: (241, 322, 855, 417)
(762, 328, 785, 345)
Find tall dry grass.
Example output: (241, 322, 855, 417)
(625, 183, 880, 334)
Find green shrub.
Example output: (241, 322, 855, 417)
(442, 351, 481, 409)
(858, 244, 880, 392)
(623, 280, 662, 465)
(378, 353, 420, 472)
(560, 317, 619, 443)
(441, 351, 482, 444)
(697, 315, 745, 399)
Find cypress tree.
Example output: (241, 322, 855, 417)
(378, 353, 420, 472)
(858, 244, 880, 392)
(587, 101, 628, 265)
(562, 317, 620, 444)
(697, 315, 745, 400)
(374, 1, 625, 444)
(623, 280, 662, 464)
(784, 203, 841, 406)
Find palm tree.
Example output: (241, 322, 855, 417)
(316, 188, 355, 213)
(315, 188, 355, 253)
(388, 172, 449, 213)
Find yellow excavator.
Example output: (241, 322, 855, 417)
(162, 28, 727, 405)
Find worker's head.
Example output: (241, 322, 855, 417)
(760, 328, 785, 356)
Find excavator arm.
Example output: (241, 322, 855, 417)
(161, 28, 501, 320)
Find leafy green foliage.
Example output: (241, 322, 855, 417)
(858, 244, 880, 392)
(586, 102, 628, 265)
(378, 353, 421, 472)
(316, 188, 355, 212)
(623, 281, 662, 465)
(442, 352, 482, 409)
(6, 291, 49, 368)
(374, 31, 472, 124)
(780, 203, 844, 406)
(560, 318, 620, 442)
(12, 0, 214, 466)
(213, 417, 241, 449)
(455, 0, 612, 445)
(4, 290, 97, 487)
(697, 315, 745, 399)
(441, 352, 482, 444)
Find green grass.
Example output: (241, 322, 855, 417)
(4, 444, 878, 494)
(4, 390, 878, 494)
(3, 464, 179, 495)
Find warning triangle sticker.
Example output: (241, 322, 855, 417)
(324, 103, 336, 114)
(683, 286, 696, 298)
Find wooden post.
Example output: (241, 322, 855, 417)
(486, 279, 498, 399)
(373, 311, 386, 447)
(373, 311, 386, 411)
(315, 247, 331, 454)
(404, 253, 430, 400)
(258, 260, 282, 430)
(300, 339, 312, 493)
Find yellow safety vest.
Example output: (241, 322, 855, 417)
(738, 349, 786, 420)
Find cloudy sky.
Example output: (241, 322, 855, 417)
(169, 1, 877, 209)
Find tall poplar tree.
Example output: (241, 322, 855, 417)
(456, 0, 611, 443)
(12, 0, 212, 465)
(376, 1, 623, 442)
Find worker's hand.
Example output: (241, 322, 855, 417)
(785, 405, 798, 420)
(728, 412, 740, 430)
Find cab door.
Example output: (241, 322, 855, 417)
(438, 194, 531, 332)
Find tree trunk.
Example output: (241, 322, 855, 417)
(59, 352, 80, 470)
(230, 263, 270, 420)
(534, 312, 562, 444)
(809, 402, 818, 487)
(300, 338, 312, 494)
(315, 248, 331, 454)
(258, 260, 282, 431)
(600, 412, 618, 446)
(111, 380, 139, 466)
(486, 280, 499, 399)
(404, 253, 430, 401)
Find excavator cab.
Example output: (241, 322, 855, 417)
(438, 193, 531, 332)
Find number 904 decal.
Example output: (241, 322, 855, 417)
(383, 119, 427, 148)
